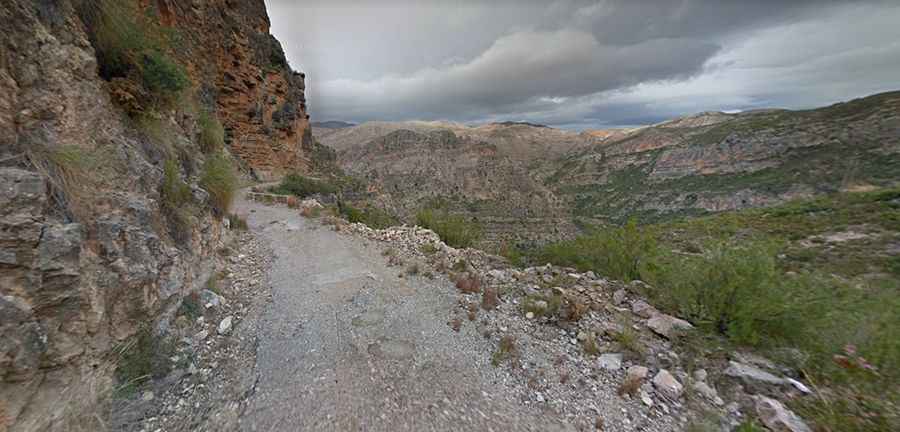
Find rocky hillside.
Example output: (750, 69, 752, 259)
(339, 129, 577, 246)
(325, 91, 900, 245)
(0, 1, 312, 429)
(322, 120, 595, 162)
(551, 91, 900, 223)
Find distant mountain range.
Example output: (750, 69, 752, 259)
(311, 120, 356, 128)
(315, 91, 900, 245)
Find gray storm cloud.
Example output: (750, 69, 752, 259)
(265, 0, 900, 128)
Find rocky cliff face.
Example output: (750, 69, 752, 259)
(136, 0, 312, 180)
(0, 1, 308, 429)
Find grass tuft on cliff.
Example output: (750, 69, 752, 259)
(80, 0, 189, 110)
(160, 159, 195, 242)
(200, 153, 238, 216)
(198, 110, 225, 154)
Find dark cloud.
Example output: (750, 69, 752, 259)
(265, 0, 900, 128)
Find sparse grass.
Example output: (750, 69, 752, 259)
(177, 292, 202, 319)
(455, 273, 482, 294)
(617, 374, 643, 397)
(416, 208, 482, 249)
(205, 272, 223, 294)
(612, 325, 644, 358)
(581, 332, 600, 356)
(419, 243, 439, 255)
(382, 247, 397, 257)
(451, 259, 468, 272)
(499, 242, 526, 267)
(198, 110, 224, 154)
(270, 173, 338, 198)
(114, 327, 174, 397)
(160, 159, 195, 243)
(199, 153, 237, 216)
(227, 213, 248, 230)
(491, 335, 518, 366)
(481, 285, 500, 310)
(733, 420, 766, 432)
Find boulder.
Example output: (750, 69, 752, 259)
(647, 314, 693, 339)
(724, 361, 785, 385)
(631, 300, 658, 318)
(612, 289, 627, 306)
(626, 366, 649, 381)
(754, 395, 812, 432)
(217, 316, 234, 335)
(652, 369, 683, 399)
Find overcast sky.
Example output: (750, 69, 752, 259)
(265, 0, 900, 129)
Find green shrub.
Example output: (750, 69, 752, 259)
(499, 242, 526, 267)
(198, 110, 225, 154)
(270, 174, 338, 198)
(338, 202, 398, 229)
(536, 219, 657, 281)
(82, 0, 150, 79)
(199, 153, 238, 216)
(141, 50, 189, 96)
(80, 0, 188, 108)
(641, 241, 847, 346)
(416, 208, 482, 249)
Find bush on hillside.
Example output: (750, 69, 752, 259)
(416, 208, 482, 249)
(199, 153, 238, 216)
(536, 219, 657, 281)
(338, 202, 398, 229)
(81, 0, 188, 107)
(141, 50, 189, 97)
(640, 241, 847, 346)
(270, 174, 338, 198)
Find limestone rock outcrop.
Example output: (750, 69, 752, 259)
(0, 0, 309, 429)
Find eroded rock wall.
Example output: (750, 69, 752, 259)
(0, 0, 309, 429)
(148, 0, 312, 180)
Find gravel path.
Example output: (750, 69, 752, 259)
(235, 198, 573, 431)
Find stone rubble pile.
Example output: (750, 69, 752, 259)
(134, 232, 274, 432)
(338, 219, 815, 431)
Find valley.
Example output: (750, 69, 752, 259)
(317, 91, 900, 248)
